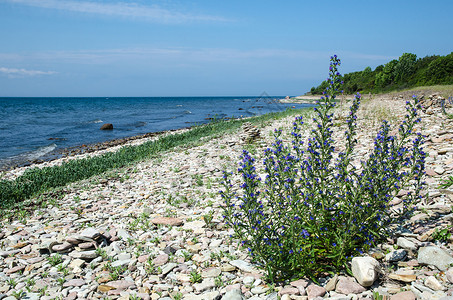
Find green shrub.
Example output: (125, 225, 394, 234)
(221, 55, 425, 282)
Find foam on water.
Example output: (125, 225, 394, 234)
(0, 143, 57, 169)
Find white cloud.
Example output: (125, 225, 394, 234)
(4, 0, 230, 23)
(0, 67, 57, 78)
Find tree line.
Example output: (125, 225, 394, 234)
(310, 52, 453, 95)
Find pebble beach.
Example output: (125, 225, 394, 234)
(1, 93, 453, 300)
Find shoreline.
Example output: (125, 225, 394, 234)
(0, 127, 189, 173)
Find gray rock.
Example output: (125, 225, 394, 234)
(193, 278, 215, 292)
(80, 227, 101, 239)
(116, 229, 132, 241)
(69, 250, 98, 260)
(222, 289, 245, 300)
(161, 262, 177, 275)
(265, 293, 278, 300)
(418, 246, 453, 270)
(111, 259, 130, 267)
(201, 267, 221, 278)
(351, 256, 379, 287)
(397, 237, 417, 250)
(325, 274, 338, 292)
(250, 286, 269, 294)
(229, 260, 258, 273)
(385, 249, 407, 262)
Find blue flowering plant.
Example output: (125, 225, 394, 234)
(220, 55, 425, 282)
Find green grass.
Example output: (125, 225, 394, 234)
(0, 108, 311, 217)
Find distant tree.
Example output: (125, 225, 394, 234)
(394, 53, 417, 84)
(375, 59, 398, 88)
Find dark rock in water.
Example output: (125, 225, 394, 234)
(100, 123, 113, 130)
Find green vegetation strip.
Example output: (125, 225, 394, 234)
(0, 108, 310, 210)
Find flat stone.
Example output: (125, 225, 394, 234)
(385, 249, 407, 262)
(69, 250, 98, 260)
(325, 274, 338, 292)
(78, 242, 95, 249)
(153, 253, 169, 266)
(161, 263, 177, 275)
(229, 260, 258, 273)
(390, 291, 416, 300)
(279, 287, 299, 295)
(222, 289, 245, 300)
(434, 166, 445, 175)
(290, 279, 309, 288)
(116, 229, 132, 241)
(426, 169, 437, 176)
(63, 278, 85, 287)
(80, 227, 101, 239)
(193, 278, 215, 292)
(151, 217, 183, 226)
(186, 244, 202, 253)
(425, 275, 445, 291)
(201, 267, 221, 278)
(183, 291, 219, 300)
(221, 264, 236, 272)
(12, 241, 29, 249)
(446, 268, 453, 283)
(5, 265, 25, 274)
(0, 250, 20, 257)
(111, 259, 130, 267)
(251, 286, 270, 294)
(335, 277, 366, 294)
(306, 284, 326, 298)
(397, 237, 417, 251)
(69, 258, 85, 269)
(98, 285, 116, 293)
(388, 273, 417, 282)
(103, 280, 135, 290)
(52, 242, 73, 252)
(66, 292, 77, 300)
(418, 246, 453, 271)
(351, 256, 379, 287)
(138, 254, 150, 263)
(182, 221, 205, 234)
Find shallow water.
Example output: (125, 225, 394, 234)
(0, 96, 311, 168)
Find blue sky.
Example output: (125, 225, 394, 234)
(0, 0, 452, 97)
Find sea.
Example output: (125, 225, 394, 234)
(0, 96, 313, 170)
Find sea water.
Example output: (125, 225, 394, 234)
(0, 96, 312, 169)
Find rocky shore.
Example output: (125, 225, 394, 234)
(1, 93, 453, 300)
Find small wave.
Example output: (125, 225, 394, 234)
(88, 119, 103, 124)
(24, 143, 57, 161)
(0, 143, 57, 168)
(183, 110, 192, 114)
(176, 105, 183, 107)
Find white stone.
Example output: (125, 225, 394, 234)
(351, 256, 379, 287)
(397, 237, 417, 250)
(424, 276, 445, 291)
